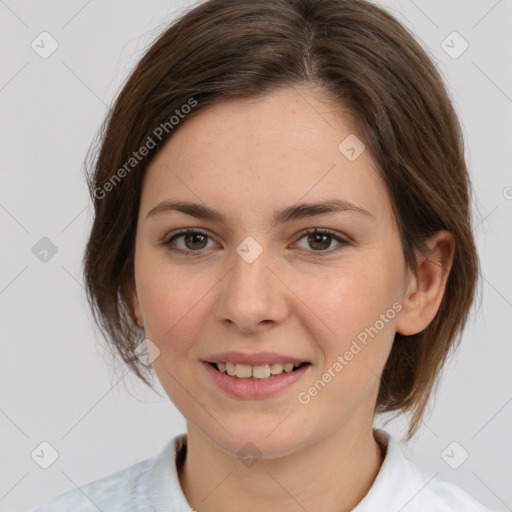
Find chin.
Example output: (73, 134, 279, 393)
(196, 416, 315, 460)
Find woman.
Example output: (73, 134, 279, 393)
(33, 0, 492, 510)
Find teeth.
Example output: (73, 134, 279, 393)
(225, 362, 236, 376)
(235, 364, 252, 378)
(252, 364, 270, 379)
(215, 361, 303, 379)
(269, 363, 284, 375)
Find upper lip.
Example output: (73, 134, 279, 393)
(204, 351, 310, 366)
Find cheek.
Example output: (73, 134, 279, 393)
(289, 251, 402, 366)
(136, 257, 208, 352)
(295, 259, 400, 332)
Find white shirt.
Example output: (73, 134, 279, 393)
(31, 428, 493, 511)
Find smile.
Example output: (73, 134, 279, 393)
(211, 361, 308, 379)
(204, 359, 312, 399)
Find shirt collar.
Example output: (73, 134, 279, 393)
(352, 428, 416, 511)
(149, 428, 428, 511)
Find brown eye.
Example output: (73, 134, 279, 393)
(294, 228, 350, 255)
(163, 229, 216, 254)
(181, 232, 209, 250)
(307, 232, 332, 251)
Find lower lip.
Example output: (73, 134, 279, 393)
(203, 362, 311, 399)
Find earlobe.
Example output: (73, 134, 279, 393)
(133, 293, 144, 327)
(127, 279, 144, 327)
(396, 230, 455, 336)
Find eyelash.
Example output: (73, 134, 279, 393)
(160, 228, 351, 257)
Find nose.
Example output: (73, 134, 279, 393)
(215, 244, 290, 334)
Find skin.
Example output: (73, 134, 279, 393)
(130, 86, 455, 512)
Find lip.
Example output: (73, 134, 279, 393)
(204, 351, 309, 366)
(203, 360, 311, 399)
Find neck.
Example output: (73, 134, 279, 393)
(178, 423, 384, 512)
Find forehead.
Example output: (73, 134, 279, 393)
(140, 87, 394, 227)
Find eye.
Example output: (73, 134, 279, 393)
(161, 228, 351, 257)
(293, 228, 350, 255)
(162, 229, 217, 255)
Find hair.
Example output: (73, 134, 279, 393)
(83, 0, 479, 440)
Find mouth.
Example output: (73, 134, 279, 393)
(203, 354, 312, 399)
(208, 361, 311, 380)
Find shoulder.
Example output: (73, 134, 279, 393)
(30, 457, 154, 511)
(355, 429, 494, 512)
(401, 456, 493, 512)
(30, 436, 184, 512)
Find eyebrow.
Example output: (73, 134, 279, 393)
(145, 198, 375, 225)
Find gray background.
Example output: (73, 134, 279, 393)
(1, 0, 511, 510)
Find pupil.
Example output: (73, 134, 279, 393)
(309, 233, 330, 250)
(186, 233, 207, 250)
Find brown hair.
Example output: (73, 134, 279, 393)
(83, 0, 479, 439)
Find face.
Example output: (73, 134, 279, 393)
(131, 87, 411, 458)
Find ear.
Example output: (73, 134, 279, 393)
(396, 230, 455, 336)
(126, 276, 144, 328)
